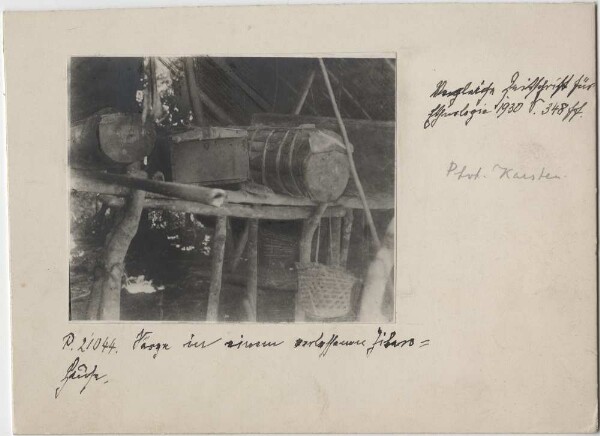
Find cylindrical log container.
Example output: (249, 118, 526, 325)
(70, 111, 155, 170)
(248, 126, 350, 203)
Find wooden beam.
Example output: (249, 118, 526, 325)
(72, 170, 394, 210)
(207, 216, 227, 321)
(100, 195, 348, 220)
(212, 58, 271, 111)
(245, 219, 259, 321)
(227, 190, 392, 210)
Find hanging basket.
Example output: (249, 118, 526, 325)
(296, 262, 359, 319)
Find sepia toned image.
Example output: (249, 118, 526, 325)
(6, 4, 596, 434)
(69, 56, 396, 322)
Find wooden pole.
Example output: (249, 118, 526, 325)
(328, 217, 341, 266)
(326, 69, 372, 120)
(87, 168, 146, 320)
(299, 204, 328, 264)
(229, 219, 250, 271)
(279, 77, 319, 116)
(206, 216, 227, 321)
(340, 208, 354, 268)
(184, 58, 206, 126)
(212, 59, 271, 111)
(358, 217, 395, 322)
(296, 204, 328, 321)
(246, 219, 259, 321)
(184, 58, 235, 125)
(318, 58, 381, 250)
(225, 218, 235, 263)
(293, 70, 316, 115)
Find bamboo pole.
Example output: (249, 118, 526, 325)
(340, 208, 354, 268)
(246, 219, 259, 321)
(318, 58, 381, 250)
(206, 216, 227, 321)
(84, 171, 226, 207)
(293, 70, 316, 115)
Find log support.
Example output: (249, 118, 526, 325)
(245, 219, 259, 321)
(206, 216, 228, 321)
(229, 219, 250, 272)
(327, 217, 341, 266)
(340, 208, 354, 268)
(296, 203, 328, 321)
(87, 168, 146, 320)
(299, 204, 328, 264)
(358, 217, 395, 322)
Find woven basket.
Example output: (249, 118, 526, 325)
(259, 227, 297, 265)
(258, 227, 299, 290)
(296, 262, 359, 319)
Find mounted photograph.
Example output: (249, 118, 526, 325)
(69, 56, 396, 322)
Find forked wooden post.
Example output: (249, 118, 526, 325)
(206, 216, 227, 321)
(299, 204, 328, 264)
(296, 204, 328, 321)
(87, 166, 146, 320)
(245, 219, 259, 321)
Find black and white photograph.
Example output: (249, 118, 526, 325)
(69, 56, 396, 322)
(5, 3, 598, 434)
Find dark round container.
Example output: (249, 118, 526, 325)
(249, 127, 350, 203)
